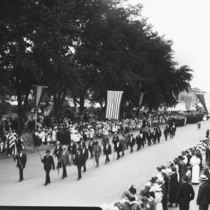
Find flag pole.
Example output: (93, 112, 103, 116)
(36, 147, 42, 159)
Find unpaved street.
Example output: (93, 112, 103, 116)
(0, 121, 208, 208)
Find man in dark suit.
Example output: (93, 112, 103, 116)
(176, 175, 195, 210)
(81, 143, 88, 172)
(53, 141, 62, 161)
(104, 142, 111, 164)
(74, 147, 84, 180)
(135, 133, 141, 151)
(68, 140, 77, 164)
(101, 134, 109, 155)
(41, 150, 55, 186)
(16, 148, 27, 182)
(129, 134, 135, 153)
(146, 129, 152, 146)
(60, 146, 69, 179)
(196, 175, 210, 210)
(120, 134, 126, 157)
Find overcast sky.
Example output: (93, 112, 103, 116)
(125, 0, 210, 93)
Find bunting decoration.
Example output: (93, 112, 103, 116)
(32, 85, 48, 108)
(106, 91, 123, 120)
(196, 93, 210, 113)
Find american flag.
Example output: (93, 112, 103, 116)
(8, 133, 18, 159)
(106, 91, 123, 120)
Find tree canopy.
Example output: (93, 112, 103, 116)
(0, 0, 193, 130)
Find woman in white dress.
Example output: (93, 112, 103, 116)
(150, 185, 163, 210)
(190, 152, 201, 184)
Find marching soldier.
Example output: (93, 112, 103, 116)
(53, 141, 62, 162)
(41, 150, 55, 186)
(129, 134, 135, 153)
(60, 146, 69, 179)
(74, 147, 84, 180)
(104, 142, 112, 164)
(67, 140, 77, 164)
(146, 129, 152, 146)
(156, 125, 162, 144)
(120, 134, 126, 157)
(82, 143, 88, 172)
(152, 128, 157, 144)
(93, 141, 102, 167)
(135, 133, 141, 151)
(101, 134, 109, 155)
(88, 138, 95, 159)
(15, 148, 27, 182)
(163, 125, 169, 141)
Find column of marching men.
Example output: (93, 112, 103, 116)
(100, 134, 210, 210)
(7, 120, 178, 186)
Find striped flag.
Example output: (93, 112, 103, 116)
(106, 91, 123, 120)
(8, 133, 18, 160)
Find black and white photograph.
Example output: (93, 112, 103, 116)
(0, 0, 210, 209)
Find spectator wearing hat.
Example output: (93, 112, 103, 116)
(140, 182, 152, 199)
(185, 166, 192, 181)
(196, 175, 210, 210)
(150, 185, 163, 210)
(53, 141, 62, 161)
(15, 148, 27, 182)
(203, 163, 210, 183)
(81, 143, 88, 172)
(41, 150, 55, 186)
(175, 175, 194, 210)
(161, 169, 169, 210)
(168, 166, 179, 207)
(74, 147, 84, 180)
(60, 146, 69, 179)
(190, 152, 201, 184)
(178, 155, 186, 184)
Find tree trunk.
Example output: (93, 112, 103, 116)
(79, 94, 84, 117)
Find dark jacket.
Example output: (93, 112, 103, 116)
(104, 144, 112, 155)
(176, 182, 195, 205)
(74, 152, 84, 167)
(41, 155, 55, 171)
(196, 181, 210, 205)
(53, 145, 62, 158)
(16, 152, 27, 168)
(82, 148, 89, 160)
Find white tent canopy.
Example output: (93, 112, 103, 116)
(167, 101, 186, 111)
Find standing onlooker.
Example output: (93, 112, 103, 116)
(168, 166, 179, 207)
(176, 175, 195, 210)
(196, 175, 210, 210)
(203, 163, 210, 183)
(190, 152, 201, 184)
(178, 155, 186, 184)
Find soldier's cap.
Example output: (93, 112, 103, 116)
(46, 150, 51, 153)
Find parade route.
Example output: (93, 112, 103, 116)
(0, 121, 208, 208)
